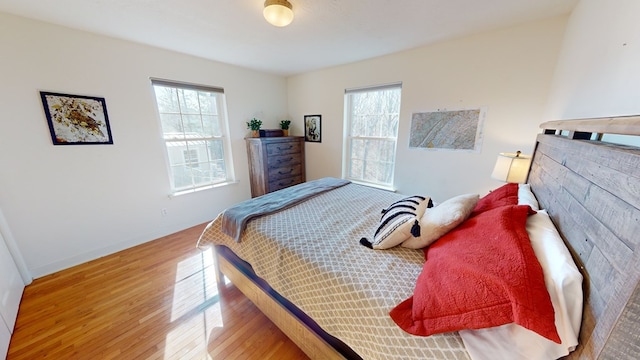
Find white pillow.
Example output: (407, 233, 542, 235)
(401, 193, 479, 249)
(518, 183, 540, 211)
(459, 210, 583, 360)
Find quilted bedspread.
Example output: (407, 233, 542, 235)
(197, 183, 471, 360)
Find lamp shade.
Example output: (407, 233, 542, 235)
(263, 0, 294, 27)
(491, 151, 532, 184)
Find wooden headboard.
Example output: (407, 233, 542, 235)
(528, 116, 640, 359)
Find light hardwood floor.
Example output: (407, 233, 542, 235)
(7, 223, 309, 360)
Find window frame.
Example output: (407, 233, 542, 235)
(151, 78, 235, 195)
(343, 82, 402, 189)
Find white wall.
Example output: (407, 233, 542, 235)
(3, 6, 606, 278)
(545, 0, 640, 120)
(288, 16, 568, 201)
(0, 13, 289, 278)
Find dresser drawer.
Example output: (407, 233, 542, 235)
(268, 164, 302, 181)
(268, 153, 301, 168)
(266, 141, 301, 156)
(269, 175, 303, 192)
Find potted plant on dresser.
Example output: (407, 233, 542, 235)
(279, 119, 291, 136)
(247, 118, 262, 137)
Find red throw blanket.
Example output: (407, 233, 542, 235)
(471, 182, 518, 216)
(390, 204, 561, 343)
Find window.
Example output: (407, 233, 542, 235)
(344, 83, 402, 188)
(151, 79, 234, 193)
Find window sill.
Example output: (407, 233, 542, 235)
(349, 180, 396, 192)
(170, 180, 239, 197)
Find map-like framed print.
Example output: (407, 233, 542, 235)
(409, 108, 486, 152)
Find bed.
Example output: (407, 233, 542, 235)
(197, 115, 640, 359)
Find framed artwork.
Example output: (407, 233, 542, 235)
(40, 91, 113, 145)
(409, 108, 486, 152)
(304, 114, 321, 143)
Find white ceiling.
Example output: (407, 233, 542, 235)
(0, 0, 577, 76)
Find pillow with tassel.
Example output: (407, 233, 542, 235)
(360, 195, 432, 249)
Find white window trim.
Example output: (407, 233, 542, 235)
(342, 82, 402, 189)
(151, 78, 235, 195)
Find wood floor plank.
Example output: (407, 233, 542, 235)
(7, 223, 310, 360)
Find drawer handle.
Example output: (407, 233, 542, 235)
(278, 169, 294, 175)
(277, 145, 294, 151)
(279, 179, 295, 186)
(278, 157, 294, 163)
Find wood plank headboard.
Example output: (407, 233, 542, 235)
(528, 115, 640, 359)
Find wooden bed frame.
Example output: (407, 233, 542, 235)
(530, 115, 640, 359)
(215, 115, 640, 359)
(215, 246, 356, 359)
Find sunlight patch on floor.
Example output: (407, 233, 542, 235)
(163, 306, 222, 359)
(164, 247, 222, 359)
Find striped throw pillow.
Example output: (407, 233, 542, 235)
(362, 195, 431, 250)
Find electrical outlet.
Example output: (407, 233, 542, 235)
(161, 208, 168, 217)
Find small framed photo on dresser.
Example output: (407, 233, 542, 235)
(304, 114, 321, 143)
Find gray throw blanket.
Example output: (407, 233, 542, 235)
(221, 177, 351, 242)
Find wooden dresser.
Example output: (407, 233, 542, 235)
(245, 136, 306, 197)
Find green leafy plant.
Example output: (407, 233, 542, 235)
(279, 119, 291, 130)
(246, 118, 262, 131)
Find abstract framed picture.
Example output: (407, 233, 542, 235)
(40, 91, 113, 145)
(304, 114, 321, 143)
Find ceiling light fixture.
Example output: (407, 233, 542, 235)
(263, 0, 294, 27)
